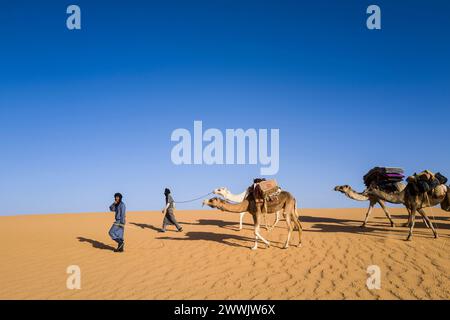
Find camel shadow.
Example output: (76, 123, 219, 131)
(303, 214, 435, 229)
(302, 214, 445, 239)
(129, 222, 161, 232)
(388, 214, 450, 230)
(157, 231, 255, 249)
(301, 215, 395, 236)
(300, 216, 362, 225)
(301, 215, 401, 238)
(430, 216, 450, 221)
(179, 219, 251, 230)
(428, 221, 450, 230)
(305, 222, 387, 237)
(77, 237, 115, 251)
(376, 214, 409, 221)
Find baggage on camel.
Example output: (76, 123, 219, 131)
(257, 179, 280, 197)
(250, 179, 282, 213)
(406, 170, 448, 197)
(435, 172, 448, 185)
(363, 167, 405, 192)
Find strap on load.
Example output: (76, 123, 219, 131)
(251, 179, 281, 214)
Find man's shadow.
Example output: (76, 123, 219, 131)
(129, 222, 161, 232)
(77, 237, 115, 251)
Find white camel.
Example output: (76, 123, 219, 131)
(213, 187, 281, 231)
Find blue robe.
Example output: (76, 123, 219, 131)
(109, 202, 126, 243)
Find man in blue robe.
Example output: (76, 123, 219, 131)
(109, 193, 126, 252)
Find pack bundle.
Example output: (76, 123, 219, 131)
(406, 170, 448, 195)
(257, 179, 280, 198)
(251, 178, 281, 202)
(435, 172, 448, 185)
(363, 167, 405, 192)
(250, 179, 282, 214)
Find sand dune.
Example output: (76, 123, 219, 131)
(0, 207, 449, 299)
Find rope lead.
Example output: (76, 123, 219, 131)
(174, 192, 214, 204)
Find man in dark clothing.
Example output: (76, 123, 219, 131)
(109, 192, 126, 252)
(160, 188, 183, 233)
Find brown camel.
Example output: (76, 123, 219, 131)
(367, 184, 448, 240)
(203, 191, 301, 250)
(334, 184, 429, 228)
(334, 184, 401, 227)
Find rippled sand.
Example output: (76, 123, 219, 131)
(1, 207, 449, 299)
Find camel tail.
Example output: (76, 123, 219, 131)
(293, 199, 303, 230)
(292, 199, 303, 246)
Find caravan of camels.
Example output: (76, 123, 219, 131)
(203, 168, 450, 249)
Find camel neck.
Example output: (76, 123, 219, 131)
(224, 190, 247, 202)
(345, 188, 370, 201)
(217, 200, 249, 213)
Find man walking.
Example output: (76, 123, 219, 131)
(160, 188, 183, 233)
(109, 192, 126, 252)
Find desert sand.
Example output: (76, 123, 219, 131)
(0, 207, 449, 300)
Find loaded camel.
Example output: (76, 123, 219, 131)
(367, 184, 448, 240)
(334, 184, 429, 228)
(203, 190, 301, 250)
(213, 187, 282, 231)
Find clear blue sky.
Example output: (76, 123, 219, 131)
(1, 1, 449, 215)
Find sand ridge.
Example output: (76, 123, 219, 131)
(0, 208, 449, 299)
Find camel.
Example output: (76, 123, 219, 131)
(203, 191, 301, 250)
(334, 184, 403, 227)
(334, 184, 429, 228)
(213, 187, 282, 231)
(367, 184, 448, 240)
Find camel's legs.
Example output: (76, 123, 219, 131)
(239, 212, 245, 230)
(361, 200, 376, 227)
(263, 212, 269, 231)
(378, 200, 396, 227)
(406, 209, 417, 241)
(268, 211, 281, 232)
(283, 211, 293, 249)
(256, 225, 270, 247)
(251, 213, 270, 250)
(292, 210, 303, 247)
(417, 209, 438, 238)
(402, 208, 429, 228)
(252, 234, 258, 250)
(251, 214, 258, 250)
(419, 209, 431, 229)
(402, 208, 413, 227)
(406, 208, 436, 240)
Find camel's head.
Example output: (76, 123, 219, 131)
(213, 187, 228, 196)
(334, 185, 351, 194)
(202, 197, 225, 209)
